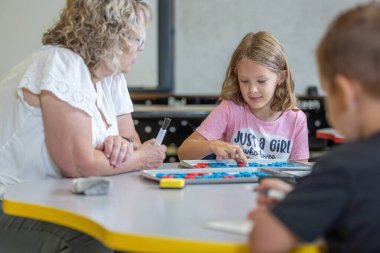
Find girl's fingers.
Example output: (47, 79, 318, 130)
(224, 147, 237, 159)
(236, 148, 248, 165)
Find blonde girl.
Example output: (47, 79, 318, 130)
(178, 32, 309, 164)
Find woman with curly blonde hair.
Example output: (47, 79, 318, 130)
(0, 0, 165, 252)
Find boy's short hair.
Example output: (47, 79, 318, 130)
(317, 2, 380, 97)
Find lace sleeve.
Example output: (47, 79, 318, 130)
(17, 46, 97, 117)
(109, 74, 134, 115)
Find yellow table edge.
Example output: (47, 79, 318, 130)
(2, 199, 321, 253)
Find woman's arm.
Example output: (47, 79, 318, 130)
(40, 91, 164, 177)
(117, 113, 142, 149)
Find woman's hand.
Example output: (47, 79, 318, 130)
(248, 178, 294, 220)
(97, 135, 134, 168)
(135, 139, 167, 170)
(209, 140, 248, 165)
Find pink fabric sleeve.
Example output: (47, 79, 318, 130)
(196, 101, 229, 141)
(290, 111, 310, 160)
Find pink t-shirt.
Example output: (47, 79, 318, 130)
(197, 100, 309, 160)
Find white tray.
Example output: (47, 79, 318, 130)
(141, 167, 269, 184)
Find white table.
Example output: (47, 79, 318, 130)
(3, 164, 320, 253)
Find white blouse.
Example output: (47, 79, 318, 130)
(0, 45, 133, 196)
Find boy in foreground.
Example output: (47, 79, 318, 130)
(250, 2, 380, 253)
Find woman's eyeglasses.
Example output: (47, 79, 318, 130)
(126, 35, 145, 51)
(136, 38, 145, 51)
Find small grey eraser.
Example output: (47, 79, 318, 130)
(71, 177, 112, 195)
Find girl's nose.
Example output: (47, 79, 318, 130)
(249, 84, 258, 93)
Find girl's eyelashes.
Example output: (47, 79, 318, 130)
(238, 78, 268, 84)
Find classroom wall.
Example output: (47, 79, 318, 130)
(174, 0, 367, 96)
(0, 0, 158, 87)
(0, 0, 366, 96)
(0, 0, 65, 80)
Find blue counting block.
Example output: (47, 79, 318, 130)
(156, 173, 166, 178)
(256, 172, 271, 177)
(208, 162, 228, 168)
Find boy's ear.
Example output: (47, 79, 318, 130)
(334, 74, 359, 110)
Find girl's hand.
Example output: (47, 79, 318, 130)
(97, 135, 134, 167)
(136, 139, 167, 170)
(248, 178, 294, 220)
(209, 140, 248, 165)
